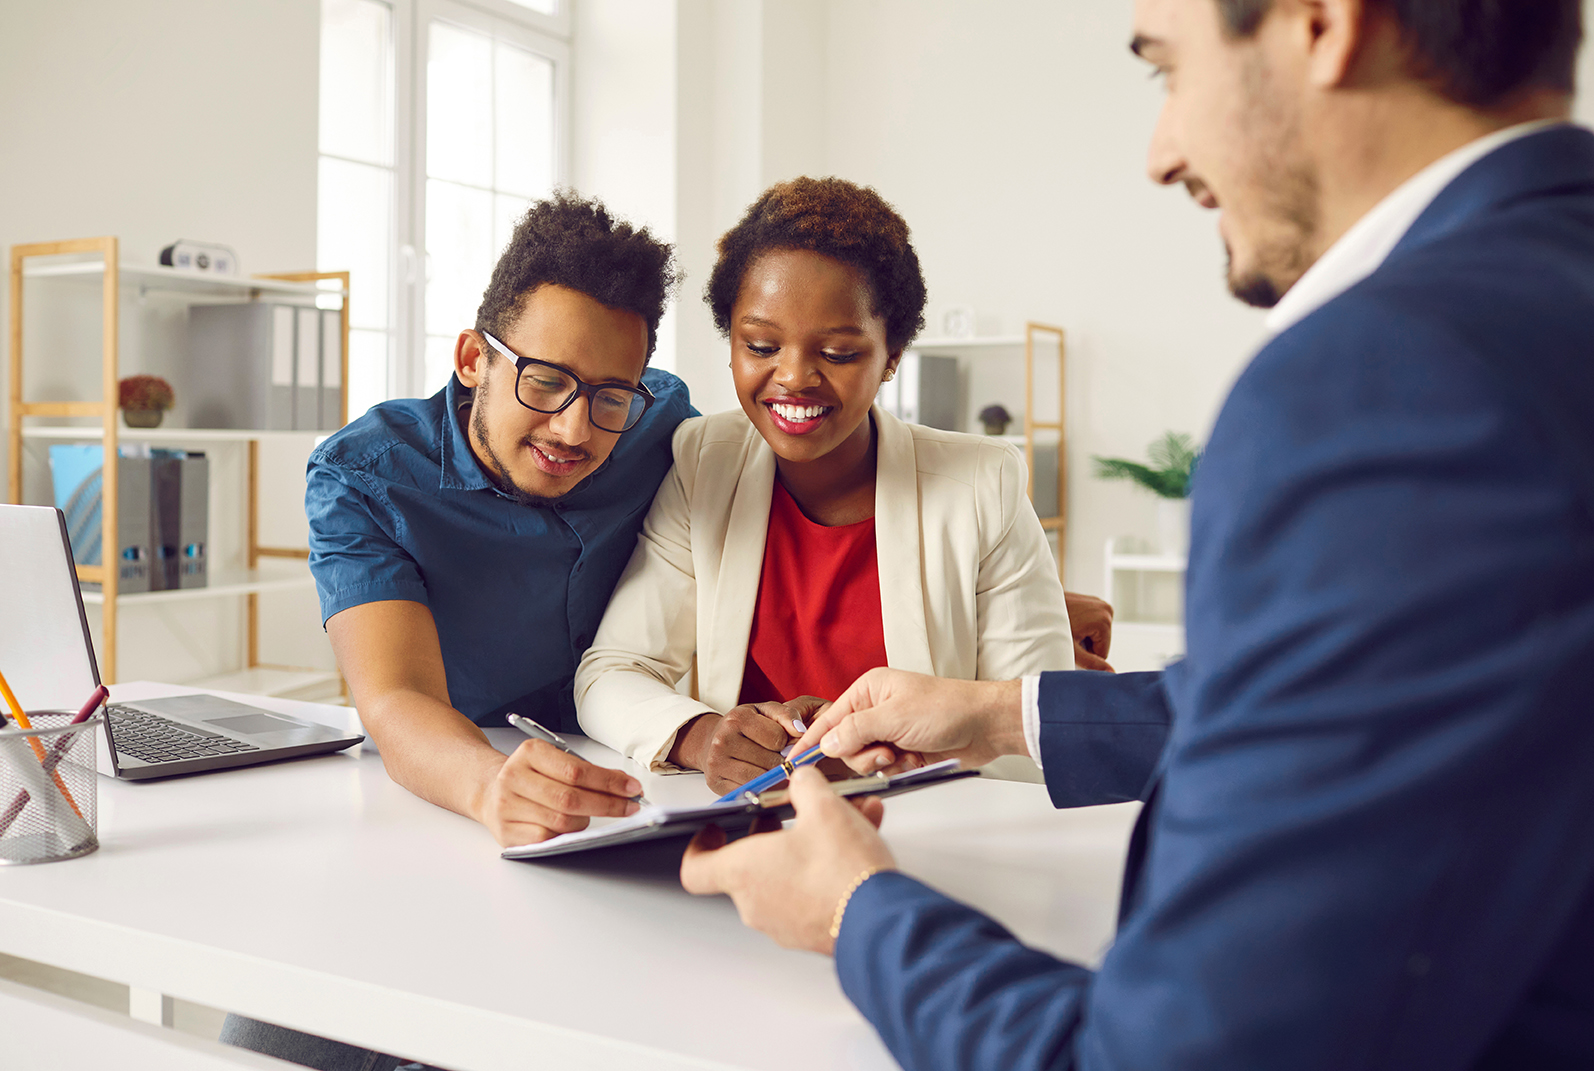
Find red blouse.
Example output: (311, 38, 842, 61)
(739, 481, 889, 705)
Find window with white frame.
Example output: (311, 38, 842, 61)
(318, 0, 568, 420)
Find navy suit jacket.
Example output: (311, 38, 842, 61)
(837, 126, 1594, 1070)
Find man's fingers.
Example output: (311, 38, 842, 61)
(788, 765, 850, 815)
(817, 708, 895, 760)
(516, 740, 643, 800)
(680, 825, 732, 895)
(851, 796, 886, 830)
(790, 703, 850, 757)
(505, 752, 640, 819)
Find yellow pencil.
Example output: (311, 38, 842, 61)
(0, 666, 85, 820)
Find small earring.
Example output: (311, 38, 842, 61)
(883, 369, 896, 382)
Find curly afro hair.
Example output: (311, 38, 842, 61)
(706, 177, 927, 353)
(476, 190, 681, 361)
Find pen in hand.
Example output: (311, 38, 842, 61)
(506, 714, 649, 806)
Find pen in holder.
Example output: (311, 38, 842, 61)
(0, 712, 100, 864)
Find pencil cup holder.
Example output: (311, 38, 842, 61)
(0, 713, 100, 865)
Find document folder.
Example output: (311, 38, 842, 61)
(502, 760, 979, 861)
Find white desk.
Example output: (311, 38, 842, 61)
(0, 682, 1139, 1071)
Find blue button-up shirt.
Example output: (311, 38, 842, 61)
(305, 370, 692, 731)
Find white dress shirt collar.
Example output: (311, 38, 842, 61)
(1265, 120, 1563, 337)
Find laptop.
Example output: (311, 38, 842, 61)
(0, 503, 362, 780)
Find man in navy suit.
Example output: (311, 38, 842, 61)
(680, 1, 1594, 1068)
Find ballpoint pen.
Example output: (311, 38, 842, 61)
(713, 743, 827, 804)
(506, 713, 648, 805)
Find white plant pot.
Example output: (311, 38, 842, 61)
(1156, 497, 1190, 559)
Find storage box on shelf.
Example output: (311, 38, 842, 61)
(1103, 536, 1187, 671)
(7, 236, 348, 697)
(896, 323, 1067, 579)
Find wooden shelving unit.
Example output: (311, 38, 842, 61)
(914, 322, 1067, 580)
(7, 236, 349, 689)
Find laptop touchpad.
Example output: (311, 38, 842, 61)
(205, 713, 298, 736)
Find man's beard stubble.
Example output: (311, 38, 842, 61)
(1225, 176, 1319, 309)
(468, 371, 583, 510)
(1225, 54, 1321, 310)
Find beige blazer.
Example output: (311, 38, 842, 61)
(574, 406, 1074, 774)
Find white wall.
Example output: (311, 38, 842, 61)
(0, 0, 330, 683)
(574, 0, 1268, 591)
(820, 0, 1270, 591)
(576, 0, 1594, 597)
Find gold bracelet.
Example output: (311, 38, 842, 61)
(829, 865, 888, 942)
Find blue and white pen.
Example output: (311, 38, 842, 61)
(714, 743, 827, 804)
(507, 713, 648, 805)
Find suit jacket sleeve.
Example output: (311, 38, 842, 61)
(1036, 669, 1170, 808)
(574, 420, 713, 768)
(836, 292, 1594, 1070)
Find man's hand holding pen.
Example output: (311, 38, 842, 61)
(476, 739, 643, 848)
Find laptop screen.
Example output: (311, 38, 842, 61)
(0, 505, 101, 712)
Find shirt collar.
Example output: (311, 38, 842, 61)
(1265, 120, 1564, 337)
(439, 375, 496, 492)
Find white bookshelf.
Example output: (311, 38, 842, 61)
(79, 569, 316, 607)
(912, 334, 1029, 349)
(21, 426, 328, 444)
(1104, 537, 1187, 671)
(23, 259, 345, 301)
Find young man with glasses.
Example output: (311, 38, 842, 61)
(302, 193, 692, 851)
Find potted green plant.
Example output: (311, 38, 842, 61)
(118, 375, 175, 428)
(1093, 432, 1200, 556)
(978, 404, 1012, 436)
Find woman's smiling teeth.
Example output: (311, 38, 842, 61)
(769, 402, 831, 422)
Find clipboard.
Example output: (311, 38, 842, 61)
(502, 759, 979, 862)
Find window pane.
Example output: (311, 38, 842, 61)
(318, 156, 391, 331)
(347, 328, 390, 419)
(427, 20, 493, 188)
(319, 0, 393, 166)
(426, 178, 494, 338)
(494, 41, 555, 198)
(423, 334, 458, 399)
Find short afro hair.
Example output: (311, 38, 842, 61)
(706, 177, 927, 353)
(476, 190, 680, 361)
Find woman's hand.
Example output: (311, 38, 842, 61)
(1065, 591, 1115, 671)
(669, 696, 828, 793)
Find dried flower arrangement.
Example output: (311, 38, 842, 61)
(118, 375, 175, 413)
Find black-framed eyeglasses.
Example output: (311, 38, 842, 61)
(479, 330, 655, 434)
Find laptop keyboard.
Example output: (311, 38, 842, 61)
(108, 704, 261, 765)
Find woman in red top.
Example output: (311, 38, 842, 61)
(578, 178, 1110, 792)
